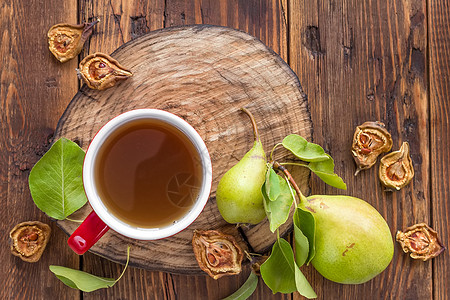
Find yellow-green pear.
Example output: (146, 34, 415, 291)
(300, 195, 394, 284)
(216, 108, 267, 224)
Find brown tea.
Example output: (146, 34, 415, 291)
(94, 119, 203, 228)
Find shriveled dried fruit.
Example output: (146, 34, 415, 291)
(10, 221, 51, 263)
(379, 142, 414, 191)
(78, 53, 133, 90)
(396, 223, 445, 261)
(192, 230, 243, 279)
(48, 20, 99, 63)
(352, 121, 393, 175)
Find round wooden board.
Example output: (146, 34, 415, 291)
(55, 25, 312, 274)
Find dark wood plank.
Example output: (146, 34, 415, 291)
(429, 1, 450, 299)
(80, 0, 165, 54)
(164, 0, 288, 60)
(0, 0, 80, 299)
(289, 0, 431, 299)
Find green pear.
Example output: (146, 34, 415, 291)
(300, 195, 393, 284)
(216, 108, 267, 224)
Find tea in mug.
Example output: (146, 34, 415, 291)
(94, 119, 203, 228)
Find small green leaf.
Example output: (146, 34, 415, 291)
(222, 272, 258, 300)
(29, 138, 87, 219)
(308, 155, 347, 190)
(293, 220, 309, 267)
(262, 175, 294, 233)
(282, 134, 329, 162)
(294, 264, 317, 299)
(265, 168, 281, 202)
(294, 208, 316, 264)
(261, 239, 316, 298)
(49, 266, 116, 292)
(260, 238, 296, 294)
(50, 246, 131, 292)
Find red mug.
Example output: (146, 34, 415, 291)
(68, 109, 212, 254)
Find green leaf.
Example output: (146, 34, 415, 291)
(49, 266, 116, 292)
(293, 219, 309, 267)
(222, 272, 258, 300)
(262, 176, 294, 233)
(294, 208, 316, 264)
(265, 168, 281, 202)
(281, 134, 346, 190)
(260, 238, 296, 294)
(262, 182, 271, 213)
(294, 264, 317, 299)
(29, 138, 87, 219)
(308, 155, 347, 190)
(261, 239, 316, 298)
(282, 134, 329, 162)
(50, 246, 131, 292)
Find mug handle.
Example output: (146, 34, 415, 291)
(67, 211, 110, 255)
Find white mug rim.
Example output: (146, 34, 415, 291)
(83, 109, 212, 240)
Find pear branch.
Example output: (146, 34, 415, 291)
(273, 161, 307, 203)
(241, 107, 260, 141)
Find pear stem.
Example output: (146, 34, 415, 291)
(285, 176, 298, 209)
(273, 161, 307, 204)
(279, 162, 309, 168)
(83, 18, 100, 33)
(241, 107, 260, 141)
(270, 143, 283, 161)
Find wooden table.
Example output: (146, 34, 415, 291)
(1, 0, 448, 299)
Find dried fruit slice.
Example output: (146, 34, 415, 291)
(48, 20, 98, 63)
(78, 53, 133, 90)
(192, 230, 243, 279)
(396, 223, 445, 261)
(379, 142, 414, 191)
(10, 221, 51, 263)
(351, 121, 393, 175)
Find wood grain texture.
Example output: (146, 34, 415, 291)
(289, 0, 431, 299)
(54, 25, 311, 273)
(80, 0, 165, 55)
(164, 0, 288, 60)
(429, 1, 450, 299)
(3, 0, 447, 299)
(0, 0, 80, 299)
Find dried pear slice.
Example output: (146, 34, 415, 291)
(48, 20, 98, 63)
(78, 52, 133, 90)
(10, 221, 51, 263)
(192, 230, 243, 279)
(352, 121, 393, 175)
(379, 142, 414, 191)
(396, 223, 445, 261)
